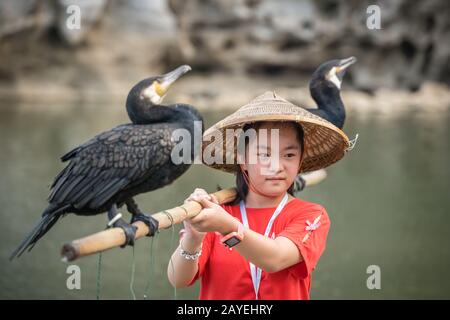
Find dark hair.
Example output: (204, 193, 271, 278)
(230, 121, 305, 205)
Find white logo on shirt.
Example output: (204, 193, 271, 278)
(302, 214, 322, 243)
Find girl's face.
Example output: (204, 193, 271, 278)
(241, 122, 302, 197)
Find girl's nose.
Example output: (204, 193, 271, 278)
(264, 156, 284, 175)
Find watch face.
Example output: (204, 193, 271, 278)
(225, 236, 241, 247)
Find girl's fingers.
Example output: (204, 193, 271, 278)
(189, 207, 213, 224)
(188, 194, 212, 203)
(194, 193, 211, 199)
(184, 189, 216, 205)
(210, 194, 219, 204)
(189, 215, 202, 225)
(198, 198, 215, 208)
(193, 189, 207, 197)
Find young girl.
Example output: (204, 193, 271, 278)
(167, 92, 350, 300)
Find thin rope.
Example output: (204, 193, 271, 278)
(143, 236, 156, 300)
(96, 212, 122, 301)
(347, 133, 359, 151)
(96, 252, 102, 300)
(170, 224, 177, 300)
(129, 246, 137, 300)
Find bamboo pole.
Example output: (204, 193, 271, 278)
(301, 169, 327, 187)
(60, 169, 327, 262)
(61, 188, 237, 262)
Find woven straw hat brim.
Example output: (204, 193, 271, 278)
(202, 91, 350, 174)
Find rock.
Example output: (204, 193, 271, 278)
(0, 1, 53, 38)
(0, 0, 177, 99)
(168, 0, 450, 90)
(0, 0, 448, 104)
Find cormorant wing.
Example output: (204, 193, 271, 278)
(48, 124, 175, 210)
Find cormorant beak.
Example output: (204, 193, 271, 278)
(157, 64, 192, 95)
(328, 56, 356, 89)
(335, 56, 357, 75)
(142, 65, 192, 104)
(324, 57, 356, 90)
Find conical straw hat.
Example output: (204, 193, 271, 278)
(202, 91, 350, 173)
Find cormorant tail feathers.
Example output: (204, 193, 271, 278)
(9, 205, 69, 260)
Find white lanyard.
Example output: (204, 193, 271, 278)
(239, 193, 289, 300)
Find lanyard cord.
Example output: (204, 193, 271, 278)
(239, 193, 289, 300)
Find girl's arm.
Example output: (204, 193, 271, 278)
(167, 232, 203, 288)
(189, 193, 303, 274)
(167, 189, 210, 288)
(233, 228, 302, 273)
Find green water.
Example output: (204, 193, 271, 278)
(0, 101, 449, 299)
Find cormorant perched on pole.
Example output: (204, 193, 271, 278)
(10, 65, 202, 259)
(293, 57, 356, 192)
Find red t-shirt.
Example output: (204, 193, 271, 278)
(188, 197, 330, 300)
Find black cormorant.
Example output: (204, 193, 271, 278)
(308, 56, 357, 129)
(294, 57, 356, 192)
(10, 65, 202, 259)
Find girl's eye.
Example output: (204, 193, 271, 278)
(258, 153, 271, 162)
(285, 153, 296, 158)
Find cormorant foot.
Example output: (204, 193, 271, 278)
(113, 218, 137, 247)
(131, 213, 159, 237)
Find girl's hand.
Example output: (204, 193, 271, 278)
(182, 188, 218, 242)
(181, 219, 205, 243)
(183, 188, 236, 236)
(184, 188, 219, 205)
(189, 197, 238, 236)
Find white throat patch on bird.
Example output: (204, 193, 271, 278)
(141, 81, 166, 105)
(326, 67, 342, 90)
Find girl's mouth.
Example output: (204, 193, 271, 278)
(266, 177, 286, 181)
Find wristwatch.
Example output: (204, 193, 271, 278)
(220, 220, 245, 248)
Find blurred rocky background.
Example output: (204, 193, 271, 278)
(0, 0, 449, 111)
